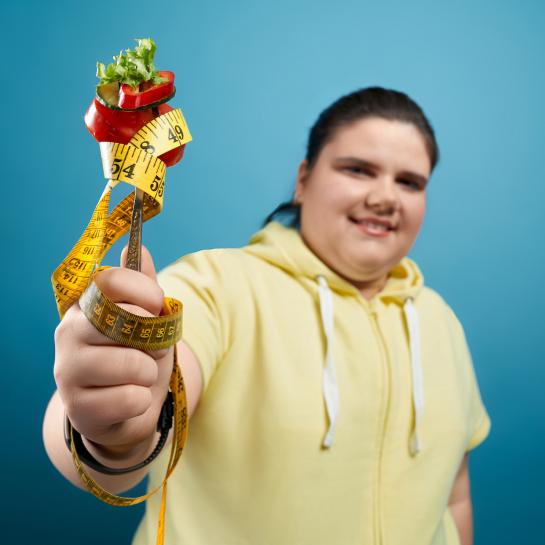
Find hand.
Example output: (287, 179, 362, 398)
(53, 246, 174, 457)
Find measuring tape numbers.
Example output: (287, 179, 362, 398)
(79, 280, 183, 351)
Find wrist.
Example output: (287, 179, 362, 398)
(63, 391, 174, 475)
(82, 432, 158, 467)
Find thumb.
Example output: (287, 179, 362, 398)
(120, 244, 158, 281)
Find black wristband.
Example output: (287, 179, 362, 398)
(64, 391, 174, 475)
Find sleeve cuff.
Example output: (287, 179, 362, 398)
(466, 412, 492, 451)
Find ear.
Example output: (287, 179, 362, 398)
(294, 159, 310, 204)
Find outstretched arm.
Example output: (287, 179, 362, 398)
(448, 453, 473, 545)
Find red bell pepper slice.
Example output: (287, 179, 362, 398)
(118, 71, 175, 110)
(84, 99, 185, 167)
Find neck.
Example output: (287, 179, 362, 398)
(298, 229, 389, 300)
(344, 273, 388, 300)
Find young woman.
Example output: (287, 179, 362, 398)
(44, 87, 491, 545)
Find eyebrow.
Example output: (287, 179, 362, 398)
(334, 156, 429, 186)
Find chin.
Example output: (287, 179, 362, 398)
(340, 259, 385, 278)
(348, 254, 399, 277)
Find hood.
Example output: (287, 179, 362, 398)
(244, 221, 426, 456)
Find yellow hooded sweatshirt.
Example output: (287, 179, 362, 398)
(132, 221, 491, 545)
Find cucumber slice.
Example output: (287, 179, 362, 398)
(96, 82, 120, 108)
(96, 83, 176, 111)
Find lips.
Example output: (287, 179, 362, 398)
(349, 216, 396, 231)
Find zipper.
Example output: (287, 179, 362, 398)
(369, 306, 391, 545)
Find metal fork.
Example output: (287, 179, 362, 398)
(124, 107, 161, 272)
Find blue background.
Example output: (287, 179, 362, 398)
(1, 0, 543, 543)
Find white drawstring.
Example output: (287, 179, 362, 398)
(315, 278, 423, 455)
(403, 297, 424, 456)
(317, 275, 340, 448)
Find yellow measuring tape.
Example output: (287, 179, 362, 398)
(79, 281, 183, 351)
(52, 107, 192, 545)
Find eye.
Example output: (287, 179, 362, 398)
(397, 178, 422, 190)
(342, 165, 373, 176)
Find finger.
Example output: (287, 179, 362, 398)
(120, 244, 158, 281)
(69, 384, 152, 427)
(59, 302, 169, 361)
(93, 266, 164, 316)
(57, 302, 119, 347)
(64, 345, 159, 388)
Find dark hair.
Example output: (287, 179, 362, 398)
(262, 86, 440, 228)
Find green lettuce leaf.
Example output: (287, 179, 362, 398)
(96, 38, 167, 88)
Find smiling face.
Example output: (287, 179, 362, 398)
(294, 116, 432, 298)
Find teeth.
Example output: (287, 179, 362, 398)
(358, 220, 389, 231)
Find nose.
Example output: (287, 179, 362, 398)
(364, 177, 399, 214)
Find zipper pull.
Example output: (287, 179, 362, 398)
(369, 297, 378, 317)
